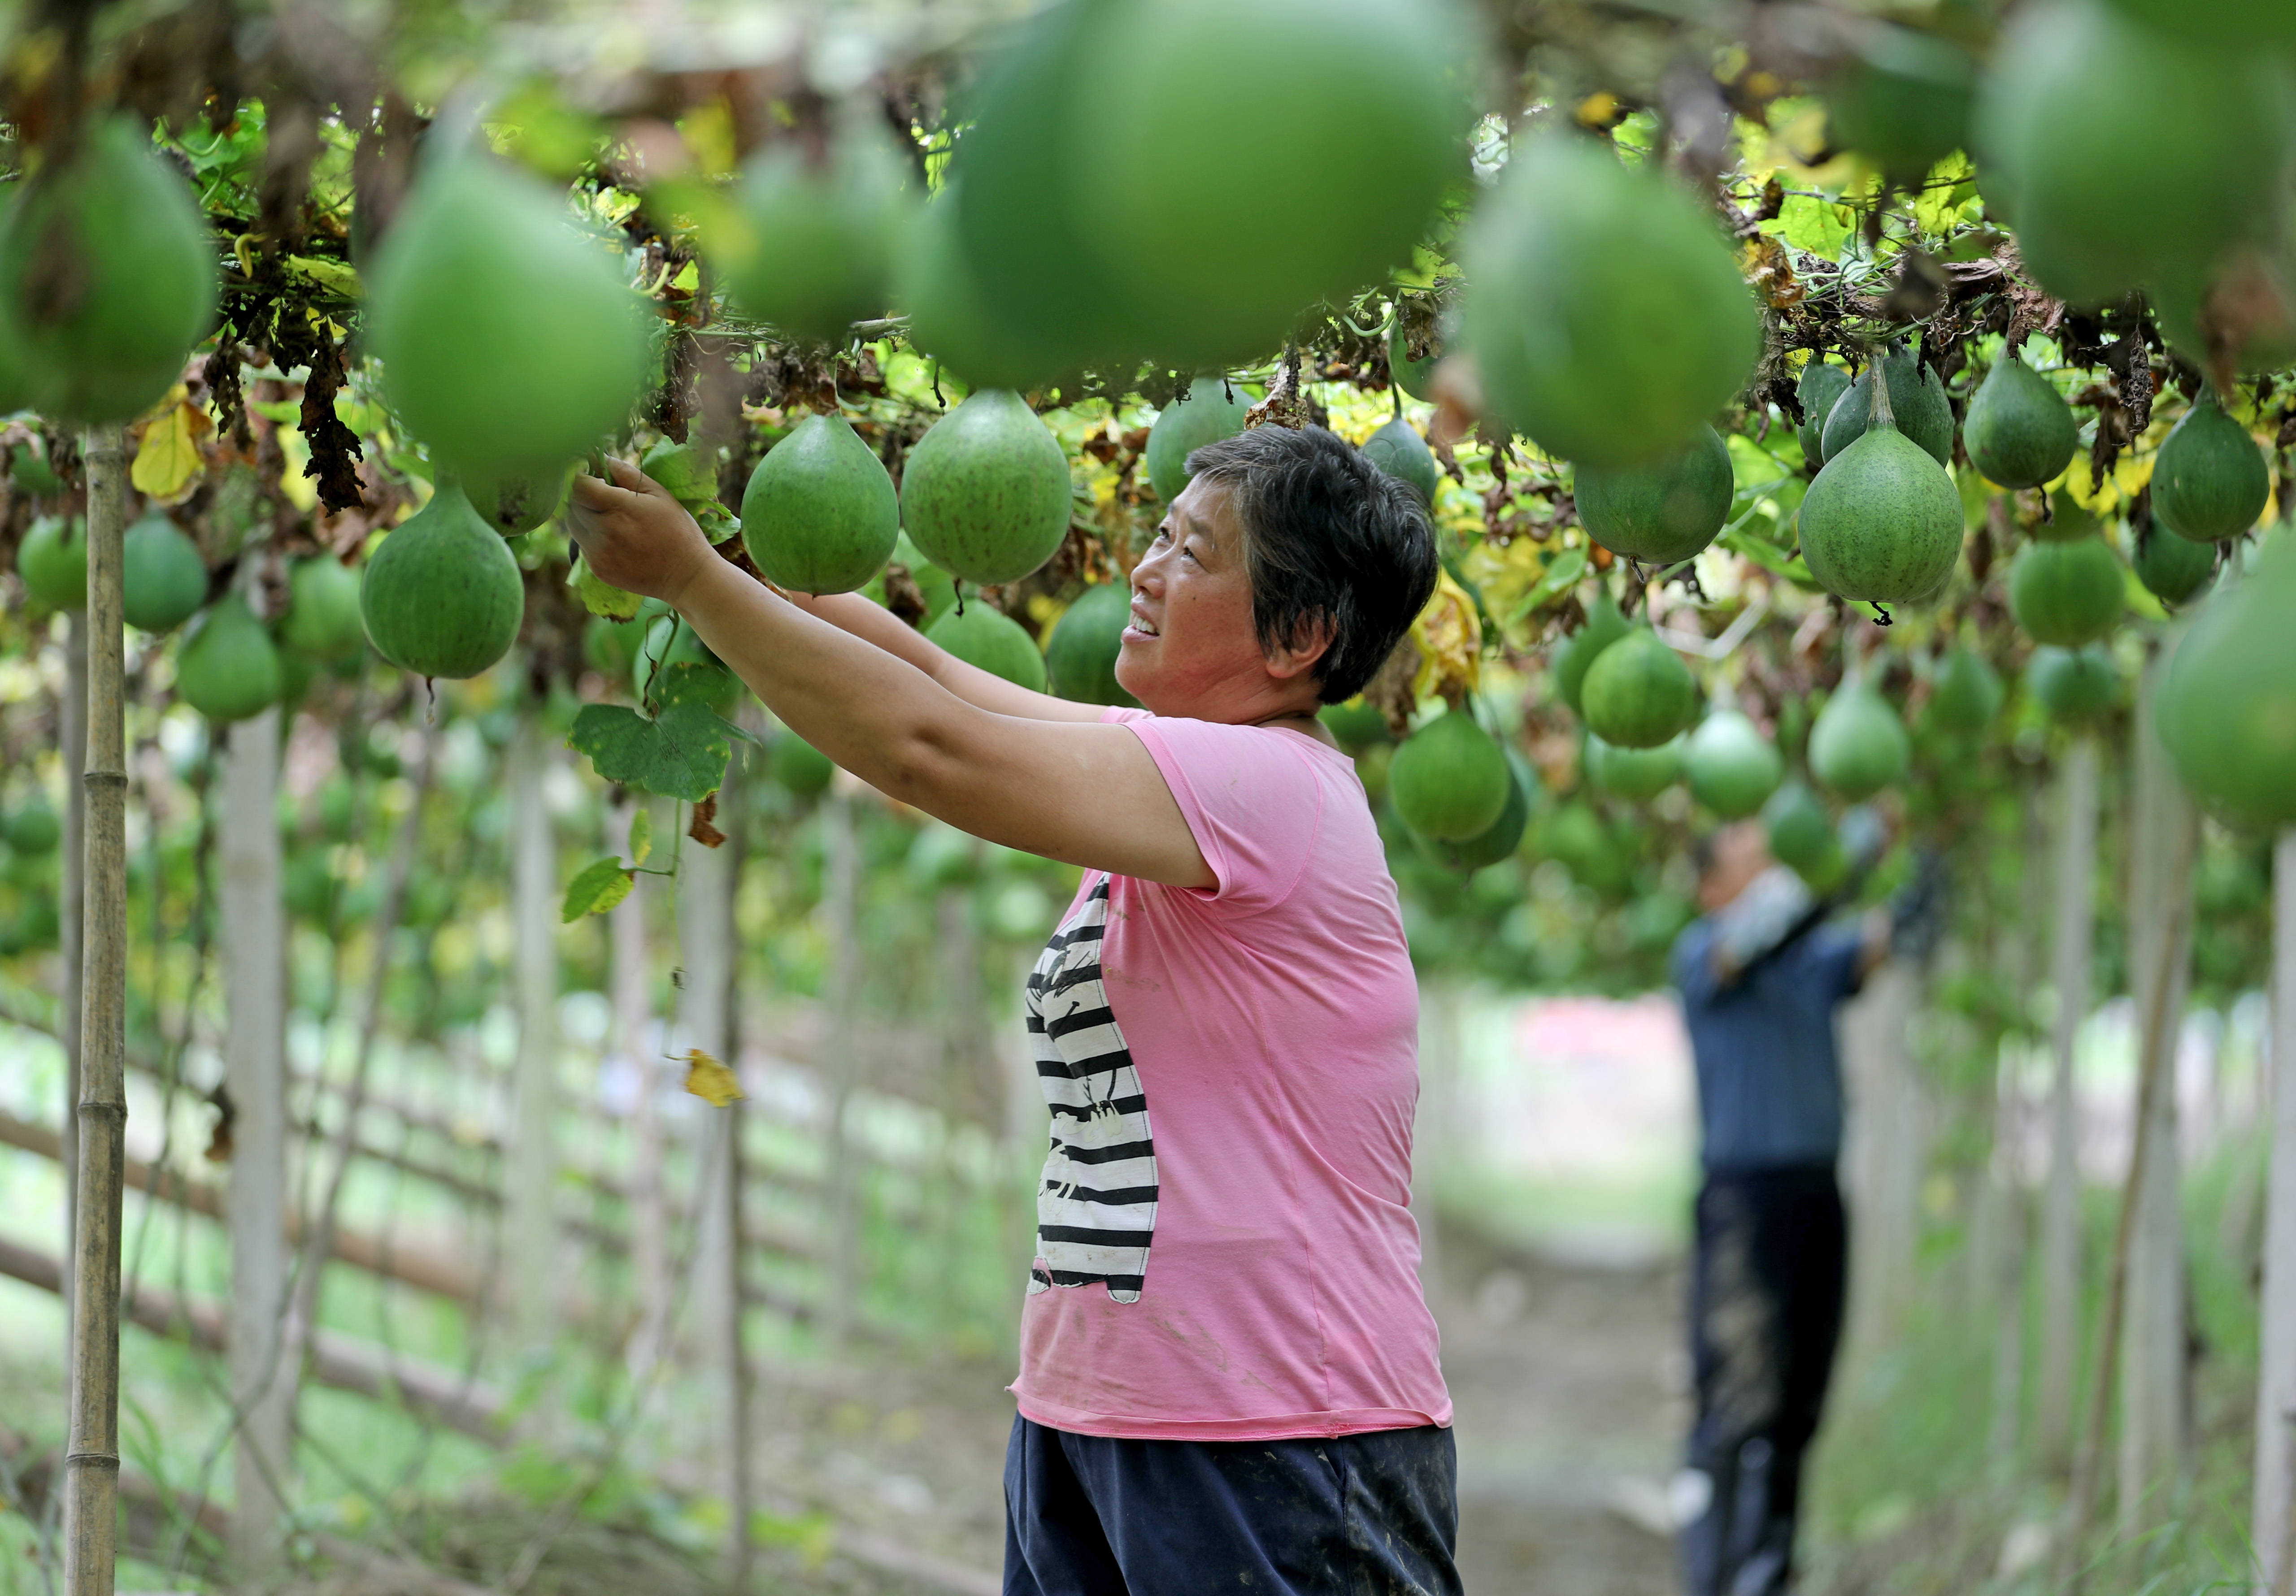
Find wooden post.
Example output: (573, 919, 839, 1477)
(61, 422, 127, 1596)
(2119, 641, 2198, 1534)
(2038, 734, 2100, 1467)
(2253, 831, 2296, 1596)
(58, 609, 86, 1330)
(506, 711, 561, 1350)
(222, 702, 292, 1574)
(615, 798, 668, 1379)
(822, 793, 861, 1344)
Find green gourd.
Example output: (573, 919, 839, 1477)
(360, 485, 527, 680)
(1796, 363, 1851, 465)
(17, 515, 87, 611)
(2157, 529, 2296, 830)
(770, 731, 837, 799)
(1044, 581, 1138, 707)
(1075, 0, 1468, 370)
(926, 601, 1048, 692)
(718, 129, 910, 346)
(1552, 589, 1631, 717)
(1362, 416, 1440, 505)
(174, 594, 283, 723)
(1972, 0, 2285, 308)
(1762, 781, 1833, 875)
(1808, 681, 1909, 800)
(1388, 709, 1510, 842)
(2152, 394, 2269, 543)
(2027, 644, 2120, 724)
(0, 116, 218, 424)
(1413, 755, 1531, 874)
(1964, 354, 2078, 490)
(281, 556, 367, 659)
(899, 389, 1073, 586)
(1826, 23, 1978, 183)
(1820, 347, 1954, 468)
(1797, 370, 1963, 603)
(462, 462, 578, 537)
(1144, 377, 1250, 505)
(1923, 646, 2004, 739)
(365, 155, 652, 486)
(1683, 711, 1783, 819)
(1461, 135, 1761, 469)
(1579, 628, 1698, 750)
(2132, 523, 2216, 605)
(121, 513, 209, 633)
(1389, 314, 1440, 401)
(741, 413, 900, 594)
(1574, 425, 1733, 566)
(2008, 534, 2124, 645)
(1319, 697, 1391, 752)
(3, 796, 60, 854)
(1586, 732, 1684, 801)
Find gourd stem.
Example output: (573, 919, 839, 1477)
(1867, 351, 1900, 433)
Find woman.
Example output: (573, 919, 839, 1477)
(568, 421, 1458, 1595)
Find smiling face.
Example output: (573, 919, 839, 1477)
(1113, 476, 1329, 725)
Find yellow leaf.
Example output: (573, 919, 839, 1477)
(629, 807, 653, 869)
(130, 398, 211, 503)
(683, 1048, 744, 1108)
(1410, 567, 1482, 705)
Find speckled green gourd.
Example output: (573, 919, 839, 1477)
(1144, 377, 1250, 505)
(1587, 733, 1684, 800)
(1808, 683, 1909, 800)
(718, 130, 909, 345)
(1553, 589, 1631, 717)
(926, 601, 1048, 692)
(174, 594, 283, 722)
(1044, 582, 1137, 707)
(2152, 395, 2269, 543)
(741, 413, 900, 594)
(1461, 135, 1761, 468)
(1798, 375, 1963, 603)
(1964, 354, 2078, 490)
(1388, 709, 1511, 842)
(2132, 524, 2216, 605)
(2027, 644, 2119, 723)
(1580, 628, 1698, 750)
(900, 390, 1073, 586)
(1575, 425, 1733, 565)
(1924, 646, 2004, 738)
(461, 462, 578, 537)
(1684, 711, 1783, 819)
(1763, 781, 1833, 874)
(1414, 757, 1531, 873)
(0, 116, 218, 423)
(1821, 349, 1954, 467)
(122, 513, 209, 632)
(17, 515, 87, 611)
(1362, 416, 1440, 505)
(282, 556, 368, 659)
(360, 485, 527, 680)
(1796, 363, 1851, 465)
(2008, 534, 2123, 645)
(2157, 530, 2296, 829)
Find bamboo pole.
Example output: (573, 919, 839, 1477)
(2038, 734, 2101, 1467)
(62, 420, 127, 1596)
(505, 711, 561, 1350)
(2255, 831, 2296, 1596)
(59, 608, 86, 1331)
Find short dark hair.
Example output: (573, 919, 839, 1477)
(1183, 425, 1439, 703)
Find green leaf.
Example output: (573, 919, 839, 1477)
(285, 254, 363, 299)
(655, 661, 737, 711)
(628, 807, 652, 868)
(1771, 193, 1852, 261)
(562, 857, 635, 922)
(1507, 546, 1588, 624)
(691, 500, 741, 545)
(570, 554, 643, 619)
(568, 702, 736, 802)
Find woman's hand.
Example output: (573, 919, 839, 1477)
(564, 457, 716, 605)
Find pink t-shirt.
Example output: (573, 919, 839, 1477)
(1008, 709, 1451, 1441)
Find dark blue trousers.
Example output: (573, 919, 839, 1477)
(1003, 1415, 1462, 1596)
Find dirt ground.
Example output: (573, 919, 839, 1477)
(751, 1235, 1689, 1596)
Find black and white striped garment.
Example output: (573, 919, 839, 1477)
(1024, 878, 1158, 1304)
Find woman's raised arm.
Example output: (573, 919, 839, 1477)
(565, 460, 1211, 889)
